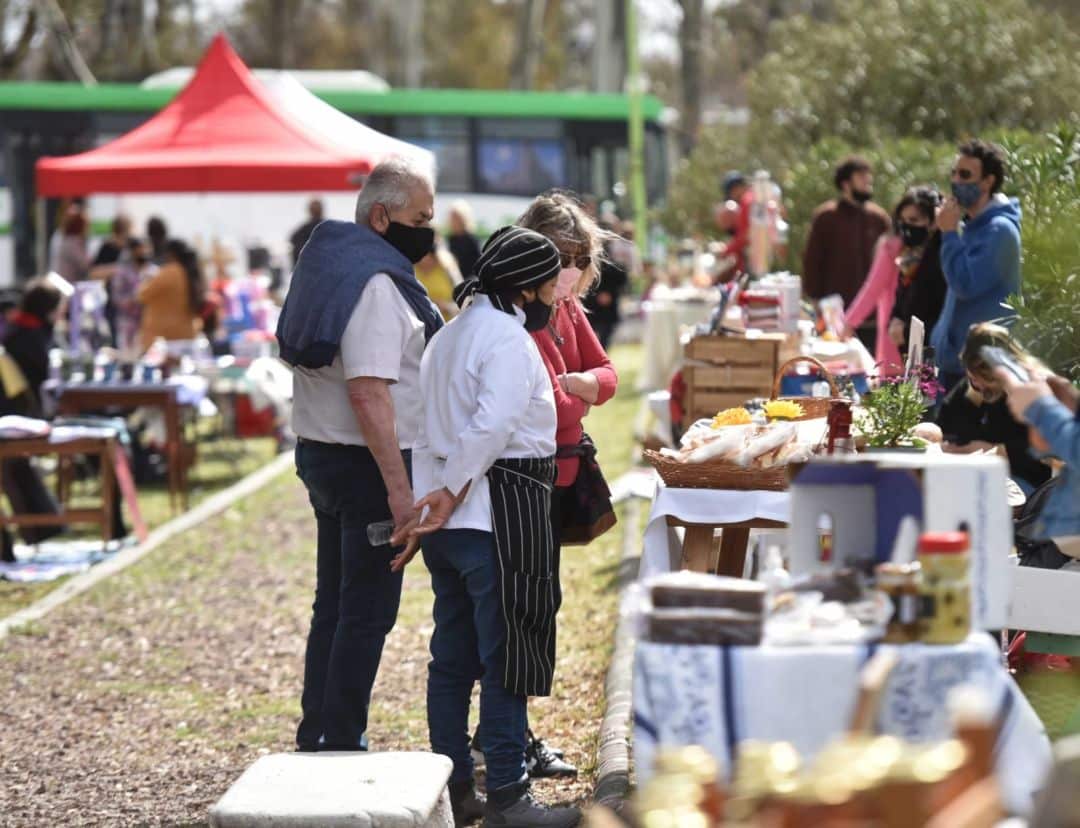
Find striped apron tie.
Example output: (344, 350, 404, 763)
(487, 456, 559, 697)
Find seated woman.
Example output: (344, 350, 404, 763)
(392, 227, 580, 828)
(936, 323, 1051, 494)
(996, 361, 1080, 560)
(0, 278, 66, 561)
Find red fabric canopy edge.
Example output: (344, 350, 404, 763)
(35, 34, 370, 196)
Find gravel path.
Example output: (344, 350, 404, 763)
(0, 470, 618, 826)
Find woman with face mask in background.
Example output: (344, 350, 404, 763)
(843, 186, 942, 377)
(936, 323, 1051, 495)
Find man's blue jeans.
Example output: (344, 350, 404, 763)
(294, 440, 406, 751)
(423, 528, 528, 791)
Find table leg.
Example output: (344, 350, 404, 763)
(717, 527, 751, 577)
(681, 525, 717, 573)
(100, 444, 115, 548)
(165, 400, 181, 513)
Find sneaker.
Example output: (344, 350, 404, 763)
(449, 779, 485, 827)
(525, 732, 577, 780)
(484, 785, 580, 828)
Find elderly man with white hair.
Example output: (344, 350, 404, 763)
(276, 156, 441, 753)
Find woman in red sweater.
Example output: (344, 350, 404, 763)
(516, 191, 619, 778)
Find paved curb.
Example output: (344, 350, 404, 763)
(592, 495, 642, 808)
(0, 450, 295, 642)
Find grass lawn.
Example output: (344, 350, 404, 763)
(0, 345, 645, 825)
(0, 435, 279, 619)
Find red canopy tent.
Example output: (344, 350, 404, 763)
(35, 34, 372, 196)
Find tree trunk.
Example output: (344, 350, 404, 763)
(678, 0, 704, 154)
(591, 0, 625, 93)
(0, 7, 38, 77)
(510, 0, 549, 90)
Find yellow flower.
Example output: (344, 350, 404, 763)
(763, 400, 805, 421)
(711, 407, 753, 427)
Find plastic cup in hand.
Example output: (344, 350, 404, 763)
(367, 520, 395, 547)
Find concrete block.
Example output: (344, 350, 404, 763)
(209, 751, 454, 828)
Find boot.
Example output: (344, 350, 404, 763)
(525, 731, 577, 779)
(484, 781, 580, 828)
(449, 779, 485, 827)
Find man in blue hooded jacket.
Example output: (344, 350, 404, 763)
(931, 139, 1021, 392)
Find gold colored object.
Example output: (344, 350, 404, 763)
(763, 399, 806, 421)
(876, 561, 924, 643)
(711, 406, 753, 427)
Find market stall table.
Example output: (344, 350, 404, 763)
(641, 481, 790, 579)
(0, 433, 119, 546)
(633, 633, 1051, 816)
(49, 381, 204, 512)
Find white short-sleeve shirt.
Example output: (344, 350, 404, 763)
(290, 273, 425, 447)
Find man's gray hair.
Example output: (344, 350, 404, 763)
(354, 156, 434, 225)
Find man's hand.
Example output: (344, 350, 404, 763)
(888, 318, 906, 347)
(389, 487, 459, 573)
(936, 198, 963, 233)
(595, 291, 614, 308)
(560, 372, 600, 404)
(389, 490, 419, 536)
(942, 440, 998, 455)
(994, 366, 1053, 423)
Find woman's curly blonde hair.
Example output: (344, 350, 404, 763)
(517, 190, 618, 299)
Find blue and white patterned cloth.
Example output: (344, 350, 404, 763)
(634, 633, 1050, 816)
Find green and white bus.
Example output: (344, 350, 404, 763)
(0, 81, 668, 284)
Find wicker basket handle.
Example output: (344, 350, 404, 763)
(771, 355, 839, 399)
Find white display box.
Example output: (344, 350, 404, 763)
(788, 452, 1013, 630)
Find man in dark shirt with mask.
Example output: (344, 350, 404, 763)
(802, 156, 891, 350)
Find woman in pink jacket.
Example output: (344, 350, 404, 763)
(844, 186, 941, 378)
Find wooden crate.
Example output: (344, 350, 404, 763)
(683, 333, 786, 366)
(684, 387, 769, 422)
(681, 334, 785, 422)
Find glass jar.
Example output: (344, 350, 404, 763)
(917, 532, 971, 644)
(876, 561, 923, 643)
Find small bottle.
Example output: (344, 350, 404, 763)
(367, 520, 395, 547)
(876, 561, 923, 643)
(48, 349, 64, 382)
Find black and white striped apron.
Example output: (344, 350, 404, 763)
(487, 456, 559, 697)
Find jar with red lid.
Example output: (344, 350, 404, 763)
(917, 531, 970, 644)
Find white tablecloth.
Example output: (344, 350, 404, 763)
(640, 482, 791, 579)
(637, 295, 717, 392)
(634, 633, 1050, 816)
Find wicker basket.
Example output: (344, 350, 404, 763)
(769, 355, 844, 420)
(644, 449, 789, 491)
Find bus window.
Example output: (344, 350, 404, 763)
(395, 116, 471, 193)
(476, 119, 567, 196)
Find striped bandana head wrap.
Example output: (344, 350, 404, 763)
(453, 225, 562, 314)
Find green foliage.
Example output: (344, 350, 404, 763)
(746, 0, 1080, 152)
(857, 379, 929, 447)
(999, 126, 1080, 380)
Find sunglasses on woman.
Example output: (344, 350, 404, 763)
(559, 252, 592, 270)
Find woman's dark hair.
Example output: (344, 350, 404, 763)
(892, 185, 942, 231)
(958, 139, 1007, 193)
(166, 239, 205, 314)
(146, 216, 168, 251)
(834, 155, 872, 190)
(19, 277, 63, 322)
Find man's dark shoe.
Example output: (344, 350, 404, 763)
(484, 783, 580, 828)
(450, 779, 485, 826)
(525, 732, 577, 780)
